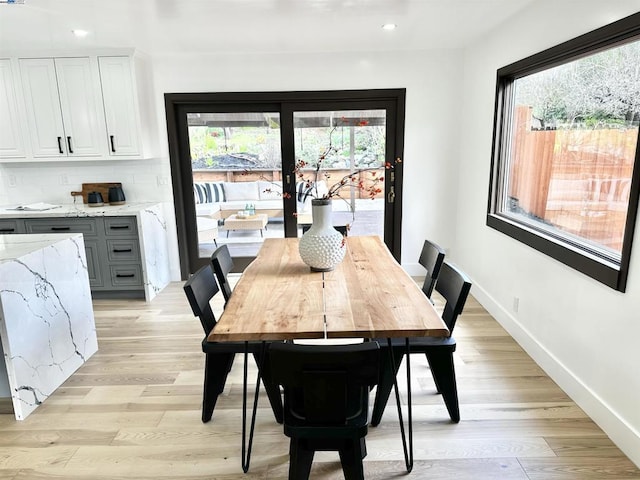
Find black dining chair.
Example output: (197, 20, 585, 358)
(210, 244, 234, 305)
(183, 264, 283, 424)
(419, 239, 446, 299)
(371, 261, 472, 425)
(270, 341, 381, 480)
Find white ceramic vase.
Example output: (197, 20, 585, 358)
(298, 198, 346, 272)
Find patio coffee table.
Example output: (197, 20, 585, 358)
(224, 213, 269, 237)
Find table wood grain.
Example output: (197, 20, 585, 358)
(208, 236, 449, 342)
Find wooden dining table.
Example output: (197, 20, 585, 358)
(209, 236, 449, 341)
(207, 236, 450, 472)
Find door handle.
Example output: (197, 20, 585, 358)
(110, 135, 116, 152)
(57, 136, 64, 154)
(387, 186, 396, 204)
(67, 136, 73, 154)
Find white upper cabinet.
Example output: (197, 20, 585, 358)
(98, 56, 141, 157)
(0, 59, 26, 158)
(19, 57, 105, 158)
(1, 51, 157, 163)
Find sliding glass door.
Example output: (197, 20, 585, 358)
(186, 111, 284, 259)
(166, 90, 405, 277)
(292, 109, 387, 239)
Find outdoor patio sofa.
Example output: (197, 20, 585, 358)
(194, 180, 328, 220)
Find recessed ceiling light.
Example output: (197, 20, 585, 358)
(382, 23, 397, 31)
(72, 29, 90, 38)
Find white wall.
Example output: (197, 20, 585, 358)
(455, 0, 640, 466)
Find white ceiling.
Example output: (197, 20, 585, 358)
(0, 0, 535, 55)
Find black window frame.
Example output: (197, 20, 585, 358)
(487, 12, 640, 292)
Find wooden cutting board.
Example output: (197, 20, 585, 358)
(71, 182, 122, 204)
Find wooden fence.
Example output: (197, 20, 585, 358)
(509, 106, 638, 252)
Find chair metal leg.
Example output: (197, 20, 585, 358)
(425, 350, 459, 422)
(202, 352, 235, 423)
(339, 439, 367, 480)
(289, 439, 314, 480)
(371, 347, 404, 426)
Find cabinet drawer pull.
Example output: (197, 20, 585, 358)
(0, 228, 15, 232)
(110, 225, 130, 230)
(67, 136, 73, 154)
(51, 226, 71, 231)
(57, 136, 64, 154)
(110, 135, 116, 152)
(113, 248, 132, 253)
(116, 273, 135, 278)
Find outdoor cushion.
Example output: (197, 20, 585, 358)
(195, 202, 221, 217)
(219, 200, 283, 211)
(258, 181, 283, 200)
(224, 181, 260, 201)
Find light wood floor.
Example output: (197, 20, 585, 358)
(1, 280, 639, 479)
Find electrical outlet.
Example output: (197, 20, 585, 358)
(60, 174, 69, 185)
(157, 175, 170, 186)
(513, 296, 520, 313)
(8, 174, 17, 187)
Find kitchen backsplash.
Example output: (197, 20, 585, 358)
(0, 159, 172, 207)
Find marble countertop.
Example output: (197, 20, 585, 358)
(0, 233, 80, 263)
(0, 202, 160, 219)
(0, 231, 97, 420)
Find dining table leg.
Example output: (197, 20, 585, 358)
(241, 341, 264, 473)
(387, 338, 413, 473)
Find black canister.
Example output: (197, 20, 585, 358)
(108, 186, 126, 205)
(87, 191, 104, 206)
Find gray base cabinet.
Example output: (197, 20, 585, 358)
(0, 219, 24, 234)
(9, 216, 144, 297)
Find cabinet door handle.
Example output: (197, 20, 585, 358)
(110, 225, 130, 230)
(0, 228, 15, 232)
(113, 248, 132, 253)
(57, 136, 64, 154)
(116, 273, 135, 278)
(51, 226, 71, 231)
(67, 136, 73, 154)
(110, 135, 116, 153)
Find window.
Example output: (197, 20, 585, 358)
(487, 12, 640, 292)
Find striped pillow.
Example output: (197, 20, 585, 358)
(296, 181, 314, 202)
(210, 182, 226, 203)
(194, 183, 206, 204)
(194, 182, 226, 204)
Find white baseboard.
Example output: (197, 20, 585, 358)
(470, 281, 640, 468)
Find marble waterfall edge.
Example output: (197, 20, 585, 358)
(0, 233, 98, 420)
(138, 204, 171, 301)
